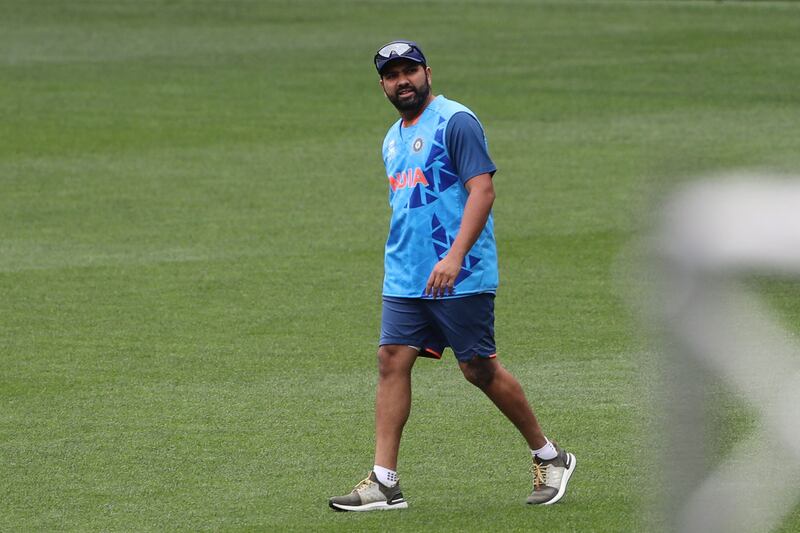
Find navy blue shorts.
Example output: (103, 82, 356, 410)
(379, 293, 497, 362)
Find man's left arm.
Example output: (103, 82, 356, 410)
(425, 173, 495, 298)
(425, 111, 496, 298)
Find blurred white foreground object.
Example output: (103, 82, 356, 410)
(656, 175, 800, 533)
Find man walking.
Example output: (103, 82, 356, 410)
(328, 40, 575, 512)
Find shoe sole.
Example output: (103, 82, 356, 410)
(541, 452, 576, 506)
(329, 500, 408, 512)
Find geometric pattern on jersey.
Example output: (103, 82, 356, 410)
(381, 95, 498, 298)
(430, 213, 481, 292)
(407, 116, 459, 209)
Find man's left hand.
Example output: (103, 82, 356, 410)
(425, 253, 462, 298)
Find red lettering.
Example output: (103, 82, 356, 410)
(388, 167, 428, 191)
(395, 170, 407, 189)
(411, 167, 428, 187)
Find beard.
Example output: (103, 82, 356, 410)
(388, 79, 431, 114)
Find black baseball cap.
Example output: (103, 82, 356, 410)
(374, 40, 427, 74)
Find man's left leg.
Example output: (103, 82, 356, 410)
(459, 356, 576, 505)
(459, 357, 546, 449)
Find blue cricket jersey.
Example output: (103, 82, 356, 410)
(381, 95, 498, 298)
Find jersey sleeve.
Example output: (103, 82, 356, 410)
(445, 111, 497, 184)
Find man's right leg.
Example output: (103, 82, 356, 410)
(374, 344, 419, 470)
(329, 344, 418, 512)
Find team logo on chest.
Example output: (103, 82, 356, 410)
(412, 137, 424, 152)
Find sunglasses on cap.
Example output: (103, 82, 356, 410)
(374, 40, 427, 73)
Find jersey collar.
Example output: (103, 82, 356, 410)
(401, 95, 445, 128)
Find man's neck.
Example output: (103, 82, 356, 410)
(401, 94, 436, 126)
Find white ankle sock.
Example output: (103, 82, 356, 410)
(373, 465, 398, 487)
(531, 439, 558, 460)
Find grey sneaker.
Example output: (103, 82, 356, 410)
(526, 445, 576, 505)
(329, 472, 408, 512)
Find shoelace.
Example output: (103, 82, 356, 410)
(353, 477, 374, 493)
(531, 462, 549, 489)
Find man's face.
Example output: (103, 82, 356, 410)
(379, 60, 432, 114)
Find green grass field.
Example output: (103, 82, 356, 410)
(3, 0, 800, 530)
